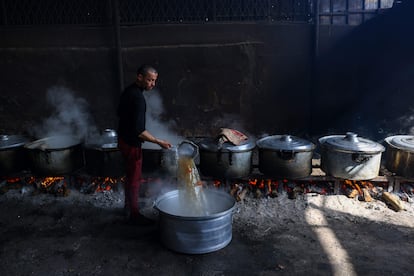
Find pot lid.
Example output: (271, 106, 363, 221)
(319, 132, 385, 153)
(256, 135, 315, 151)
(385, 135, 414, 152)
(25, 135, 81, 150)
(198, 137, 256, 152)
(0, 134, 28, 149)
(85, 142, 119, 151)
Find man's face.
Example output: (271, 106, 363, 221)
(137, 71, 158, 91)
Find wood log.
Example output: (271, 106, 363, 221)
(382, 192, 405, 211)
(362, 188, 373, 202)
(230, 184, 241, 197)
(254, 188, 263, 198)
(270, 189, 278, 198)
(236, 188, 248, 202)
(347, 189, 359, 198)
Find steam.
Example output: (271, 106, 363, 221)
(143, 89, 183, 148)
(30, 86, 98, 140)
(399, 112, 414, 135)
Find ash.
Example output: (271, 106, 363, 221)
(2, 181, 414, 275)
(233, 192, 414, 240)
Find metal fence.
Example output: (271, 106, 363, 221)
(118, 0, 312, 24)
(0, 0, 110, 25)
(0, 0, 395, 26)
(318, 0, 395, 25)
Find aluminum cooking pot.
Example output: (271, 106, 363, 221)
(318, 132, 385, 180)
(198, 137, 256, 179)
(154, 188, 236, 254)
(84, 139, 124, 177)
(24, 135, 84, 176)
(256, 134, 315, 179)
(0, 134, 29, 175)
(142, 140, 198, 177)
(101, 128, 117, 144)
(384, 135, 414, 178)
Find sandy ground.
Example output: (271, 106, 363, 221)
(1, 180, 414, 276)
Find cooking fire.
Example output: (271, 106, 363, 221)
(1, 130, 414, 214)
(2, 166, 413, 213)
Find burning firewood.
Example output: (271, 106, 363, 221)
(254, 188, 263, 198)
(370, 186, 383, 199)
(362, 188, 373, 202)
(346, 189, 359, 199)
(230, 183, 242, 197)
(382, 192, 405, 211)
(270, 189, 278, 198)
(236, 188, 248, 202)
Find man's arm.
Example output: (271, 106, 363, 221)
(139, 130, 172, 149)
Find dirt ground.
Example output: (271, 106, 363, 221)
(1, 180, 414, 276)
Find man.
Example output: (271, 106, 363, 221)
(117, 64, 172, 225)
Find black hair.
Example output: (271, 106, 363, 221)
(137, 64, 157, 76)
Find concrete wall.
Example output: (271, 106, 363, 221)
(0, 23, 313, 140)
(313, 3, 414, 140)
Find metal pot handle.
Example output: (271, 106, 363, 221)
(277, 150, 296, 161)
(352, 153, 372, 163)
(215, 150, 233, 165)
(43, 150, 51, 164)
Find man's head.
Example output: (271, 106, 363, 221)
(136, 65, 158, 91)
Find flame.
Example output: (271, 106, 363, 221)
(92, 176, 120, 192)
(5, 177, 21, 183)
(258, 179, 265, 189)
(213, 180, 221, 187)
(267, 179, 272, 193)
(41, 177, 65, 189)
(249, 179, 258, 186)
(343, 179, 375, 196)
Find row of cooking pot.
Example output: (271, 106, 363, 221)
(0, 132, 124, 177)
(2, 131, 414, 181)
(0, 131, 202, 177)
(196, 132, 414, 181)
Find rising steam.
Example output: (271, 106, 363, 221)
(143, 89, 183, 148)
(30, 86, 98, 140)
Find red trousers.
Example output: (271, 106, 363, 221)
(118, 138, 142, 219)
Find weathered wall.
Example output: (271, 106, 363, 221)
(1, 3, 413, 143)
(0, 23, 313, 139)
(313, 3, 414, 140)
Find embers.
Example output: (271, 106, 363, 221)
(212, 178, 335, 202)
(0, 174, 125, 196)
(31, 176, 68, 196)
(74, 175, 124, 194)
(341, 179, 385, 202)
(1, 176, 69, 196)
(209, 176, 414, 212)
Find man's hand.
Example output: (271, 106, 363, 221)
(139, 130, 172, 149)
(157, 139, 172, 149)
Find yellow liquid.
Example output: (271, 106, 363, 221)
(176, 156, 209, 216)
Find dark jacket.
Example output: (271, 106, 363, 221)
(117, 83, 146, 146)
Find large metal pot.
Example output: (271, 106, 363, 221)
(318, 132, 385, 180)
(84, 129, 124, 177)
(142, 141, 198, 177)
(154, 188, 236, 254)
(84, 143, 125, 177)
(0, 134, 29, 176)
(198, 138, 255, 179)
(24, 135, 84, 176)
(256, 134, 315, 179)
(384, 135, 414, 178)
